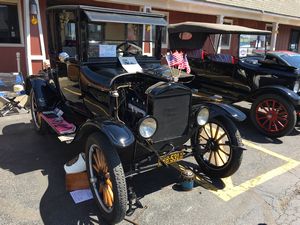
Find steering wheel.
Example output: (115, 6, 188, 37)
(117, 41, 142, 56)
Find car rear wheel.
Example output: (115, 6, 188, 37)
(30, 90, 48, 134)
(250, 94, 296, 138)
(85, 133, 127, 224)
(192, 117, 243, 178)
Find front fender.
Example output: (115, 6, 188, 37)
(251, 85, 300, 106)
(204, 102, 246, 122)
(76, 119, 135, 149)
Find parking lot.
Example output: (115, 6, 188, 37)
(0, 102, 300, 225)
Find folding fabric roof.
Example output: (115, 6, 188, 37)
(168, 22, 271, 35)
(48, 5, 167, 26)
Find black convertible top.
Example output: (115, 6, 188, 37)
(47, 5, 167, 26)
(168, 22, 271, 35)
(168, 22, 271, 50)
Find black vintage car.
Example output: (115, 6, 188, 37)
(168, 22, 300, 138)
(26, 6, 245, 224)
(265, 51, 300, 68)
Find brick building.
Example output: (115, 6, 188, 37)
(1, 0, 300, 76)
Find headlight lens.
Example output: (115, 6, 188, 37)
(139, 117, 157, 138)
(293, 81, 300, 93)
(197, 107, 210, 126)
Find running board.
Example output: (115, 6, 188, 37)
(40, 111, 76, 135)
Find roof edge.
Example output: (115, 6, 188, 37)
(193, 0, 300, 20)
(46, 4, 166, 18)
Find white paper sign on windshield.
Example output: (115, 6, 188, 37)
(99, 44, 117, 57)
(239, 48, 248, 57)
(118, 57, 143, 73)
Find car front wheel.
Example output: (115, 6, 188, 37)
(85, 132, 127, 224)
(192, 117, 243, 178)
(250, 94, 296, 138)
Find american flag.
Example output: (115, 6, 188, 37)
(166, 52, 180, 67)
(166, 51, 191, 74)
(178, 54, 191, 74)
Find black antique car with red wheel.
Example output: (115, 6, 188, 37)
(26, 6, 245, 224)
(168, 22, 300, 138)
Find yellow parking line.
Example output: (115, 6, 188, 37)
(214, 160, 300, 201)
(242, 139, 298, 162)
(173, 140, 300, 202)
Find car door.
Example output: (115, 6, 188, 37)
(204, 54, 249, 100)
(55, 11, 86, 115)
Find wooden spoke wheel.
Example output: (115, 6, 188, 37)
(30, 90, 47, 133)
(86, 133, 127, 224)
(250, 94, 296, 138)
(199, 122, 231, 168)
(255, 99, 288, 133)
(89, 145, 114, 211)
(192, 117, 243, 178)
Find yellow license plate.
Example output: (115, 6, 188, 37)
(159, 151, 184, 166)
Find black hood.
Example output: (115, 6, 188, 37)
(81, 62, 194, 90)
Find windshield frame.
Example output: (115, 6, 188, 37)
(237, 34, 268, 59)
(238, 34, 268, 59)
(81, 17, 163, 62)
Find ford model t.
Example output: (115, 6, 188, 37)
(26, 6, 245, 224)
(168, 22, 300, 138)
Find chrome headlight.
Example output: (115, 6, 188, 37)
(138, 117, 157, 138)
(197, 107, 210, 126)
(293, 80, 300, 93)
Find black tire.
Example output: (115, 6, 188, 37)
(250, 94, 296, 138)
(30, 90, 48, 134)
(85, 132, 127, 224)
(192, 117, 243, 178)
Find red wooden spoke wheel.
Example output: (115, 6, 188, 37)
(255, 99, 289, 133)
(250, 94, 296, 138)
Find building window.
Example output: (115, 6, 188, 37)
(221, 19, 233, 49)
(0, 3, 21, 44)
(151, 10, 169, 48)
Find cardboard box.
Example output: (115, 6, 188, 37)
(66, 172, 90, 191)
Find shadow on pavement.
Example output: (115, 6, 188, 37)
(0, 122, 105, 225)
(0, 121, 229, 225)
(129, 159, 225, 204)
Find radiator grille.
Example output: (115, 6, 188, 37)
(151, 94, 190, 142)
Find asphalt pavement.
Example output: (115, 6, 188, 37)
(0, 104, 299, 225)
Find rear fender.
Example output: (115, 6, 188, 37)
(251, 86, 300, 106)
(204, 102, 246, 122)
(75, 119, 135, 150)
(25, 75, 58, 110)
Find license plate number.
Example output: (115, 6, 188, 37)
(159, 151, 184, 165)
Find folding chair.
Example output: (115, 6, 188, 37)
(0, 73, 29, 117)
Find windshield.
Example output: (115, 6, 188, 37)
(280, 54, 300, 68)
(87, 22, 158, 59)
(239, 34, 266, 57)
